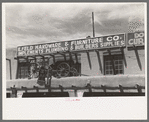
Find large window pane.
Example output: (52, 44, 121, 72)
(104, 55, 124, 75)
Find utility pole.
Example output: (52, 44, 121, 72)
(92, 12, 95, 37)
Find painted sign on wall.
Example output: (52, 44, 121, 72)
(127, 32, 144, 46)
(17, 34, 125, 56)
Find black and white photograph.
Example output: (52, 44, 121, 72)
(2, 2, 147, 120)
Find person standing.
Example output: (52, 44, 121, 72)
(37, 66, 46, 86)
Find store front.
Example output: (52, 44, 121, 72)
(7, 31, 144, 80)
(6, 31, 145, 98)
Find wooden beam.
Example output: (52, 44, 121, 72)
(107, 49, 115, 75)
(133, 45, 142, 70)
(95, 50, 102, 73)
(86, 51, 92, 69)
(17, 56, 27, 60)
(27, 56, 36, 59)
(120, 47, 127, 68)
(37, 55, 44, 58)
(49, 54, 55, 64)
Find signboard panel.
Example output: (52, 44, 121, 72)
(127, 32, 144, 46)
(17, 34, 125, 56)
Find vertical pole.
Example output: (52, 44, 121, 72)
(133, 45, 142, 70)
(69, 52, 72, 67)
(16, 58, 19, 79)
(47, 67, 50, 86)
(27, 56, 30, 78)
(92, 12, 95, 37)
(19, 62, 21, 79)
(9, 59, 12, 79)
(95, 50, 102, 73)
(52, 55, 55, 65)
(86, 51, 92, 69)
(120, 47, 127, 68)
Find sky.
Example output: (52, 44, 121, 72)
(4, 3, 145, 49)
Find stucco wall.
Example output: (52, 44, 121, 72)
(81, 48, 145, 76)
(6, 75, 145, 97)
(6, 75, 145, 88)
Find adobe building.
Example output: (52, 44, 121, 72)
(6, 32, 145, 97)
(6, 32, 145, 79)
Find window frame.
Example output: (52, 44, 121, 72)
(104, 54, 124, 75)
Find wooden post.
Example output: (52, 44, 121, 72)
(59, 85, 64, 92)
(133, 45, 142, 70)
(119, 85, 124, 93)
(49, 54, 55, 65)
(101, 85, 106, 93)
(136, 84, 142, 93)
(86, 51, 92, 69)
(34, 86, 39, 92)
(21, 86, 27, 93)
(86, 83, 92, 92)
(11, 85, 17, 98)
(72, 85, 77, 97)
(120, 47, 127, 68)
(53, 56, 55, 64)
(95, 50, 102, 73)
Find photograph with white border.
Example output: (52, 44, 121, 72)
(2, 2, 147, 120)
